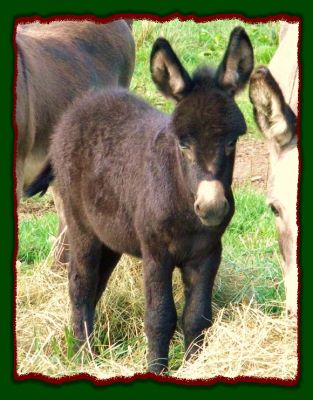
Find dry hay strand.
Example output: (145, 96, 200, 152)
(174, 304, 297, 380)
(16, 251, 147, 378)
(16, 245, 297, 380)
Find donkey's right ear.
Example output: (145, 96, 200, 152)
(150, 38, 193, 102)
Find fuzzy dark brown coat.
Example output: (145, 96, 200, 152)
(27, 27, 254, 373)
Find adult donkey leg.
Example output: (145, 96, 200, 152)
(142, 250, 177, 374)
(181, 243, 222, 358)
(52, 185, 70, 264)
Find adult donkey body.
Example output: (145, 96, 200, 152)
(27, 28, 254, 373)
(16, 20, 135, 261)
(249, 22, 299, 316)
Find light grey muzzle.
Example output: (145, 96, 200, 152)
(194, 180, 229, 227)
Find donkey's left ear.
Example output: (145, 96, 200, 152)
(216, 27, 254, 96)
(150, 38, 193, 102)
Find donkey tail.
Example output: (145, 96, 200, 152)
(25, 160, 55, 197)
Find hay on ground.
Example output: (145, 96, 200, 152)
(16, 248, 297, 381)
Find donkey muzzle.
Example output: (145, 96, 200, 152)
(194, 180, 229, 227)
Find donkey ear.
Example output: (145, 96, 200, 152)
(249, 66, 297, 147)
(216, 27, 254, 96)
(150, 38, 193, 102)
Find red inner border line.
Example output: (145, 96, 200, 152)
(12, 12, 301, 387)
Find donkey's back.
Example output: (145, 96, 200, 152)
(52, 88, 173, 256)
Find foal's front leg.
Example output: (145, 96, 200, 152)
(181, 243, 222, 358)
(142, 251, 177, 374)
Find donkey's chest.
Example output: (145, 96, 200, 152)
(166, 228, 217, 264)
(143, 209, 221, 263)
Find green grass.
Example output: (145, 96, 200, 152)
(131, 20, 279, 137)
(217, 186, 283, 314)
(18, 211, 58, 267)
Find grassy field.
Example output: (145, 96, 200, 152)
(16, 19, 297, 380)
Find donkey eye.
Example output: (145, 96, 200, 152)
(179, 140, 191, 150)
(225, 139, 237, 155)
(269, 203, 280, 217)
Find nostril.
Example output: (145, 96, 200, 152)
(195, 202, 200, 213)
(287, 307, 296, 318)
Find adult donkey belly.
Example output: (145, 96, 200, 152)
(16, 20, 135, 196)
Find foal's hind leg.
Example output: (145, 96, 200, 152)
(94, 246, 121, 306)
(52, 185, 70, 264)
(67, 220, 103, 343)
(68, 233, 120, 346)
(181, 243, 222, 358)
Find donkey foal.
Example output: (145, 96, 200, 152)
(27, 27, 254, 374)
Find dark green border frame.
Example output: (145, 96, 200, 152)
(1, 0, 309, 398)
